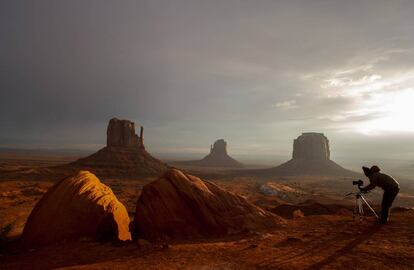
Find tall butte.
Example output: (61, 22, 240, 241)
(255, 132, 356, 176)
(69, 118, 169, 178)
(177, 139, 243, 168)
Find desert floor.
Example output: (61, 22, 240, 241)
(2, 213, 414, 270)
(1, 153, 413, 269)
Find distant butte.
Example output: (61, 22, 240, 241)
(176, 139, 244, 168)
(250, 132, 356, 177)
(68, 118, 169, 178)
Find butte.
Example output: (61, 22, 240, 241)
(176, 139, 243, 168)
(67, 118, 169, 178)
(249, 132, 356, 177)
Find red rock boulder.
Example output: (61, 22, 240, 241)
(131, 169, 281, 241)
(21, 171, 131, 247)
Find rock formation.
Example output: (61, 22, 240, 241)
(209, 139, 228, 156)
(107, 118, 144, 148)
(249, 132, 356, 177)
(21, 171, 131, 247)
(68, 118, 169, 178)
(292, 132, 330, 160)
(175, 139, 243, 168)
(270, 200, 352, 219)
(131, 169, 281, 241)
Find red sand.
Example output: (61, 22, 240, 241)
(1, 212, 413, 269)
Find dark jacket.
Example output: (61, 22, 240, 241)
(361, 172, 400, 192)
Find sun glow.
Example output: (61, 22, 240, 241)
(312, 65, 414, 135)
(354, 88, 414, 135)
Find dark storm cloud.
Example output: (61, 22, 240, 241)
(1, 0, 414, 164)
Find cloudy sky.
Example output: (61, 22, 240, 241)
(1, 1, 414, 168)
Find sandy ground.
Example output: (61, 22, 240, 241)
(1, 213, 413, 269)
(1, 155, 414, 269)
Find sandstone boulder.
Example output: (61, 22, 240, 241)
(21, 171, 131, 247)
(131, 169, 281, 241)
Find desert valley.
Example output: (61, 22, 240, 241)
(2, 1, 414, 269)
(1, 118, 413, 269)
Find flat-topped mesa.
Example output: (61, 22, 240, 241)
(292, 132, 330, 160)
(106, 118, 144, 149)
(242, 132, 356, 176)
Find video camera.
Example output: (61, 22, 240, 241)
(352, 179, 364, 187)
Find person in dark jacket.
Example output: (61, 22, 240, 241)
(360, 165, 400, 224)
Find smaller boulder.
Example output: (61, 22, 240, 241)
(293, 209, 305, 219)
(21, 171, 131, 247)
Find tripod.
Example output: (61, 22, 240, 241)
(345, 191, 379, 222)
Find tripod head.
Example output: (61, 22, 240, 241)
(345, 179, 367, 197)
(352, 179, 364, 187)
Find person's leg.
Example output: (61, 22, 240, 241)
(380, 191, 389, 223)
(380, 188, 399, 223)
(386, 188, 399, 221)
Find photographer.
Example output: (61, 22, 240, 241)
(359, 165, 400, 224)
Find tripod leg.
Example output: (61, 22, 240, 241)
(360, 200, 364, 221)
(354, 197, 358, 220)
(360, 195, 379, 219)
(358, 198, 363, 222)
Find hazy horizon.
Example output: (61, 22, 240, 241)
(1, 1, 414, 169)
